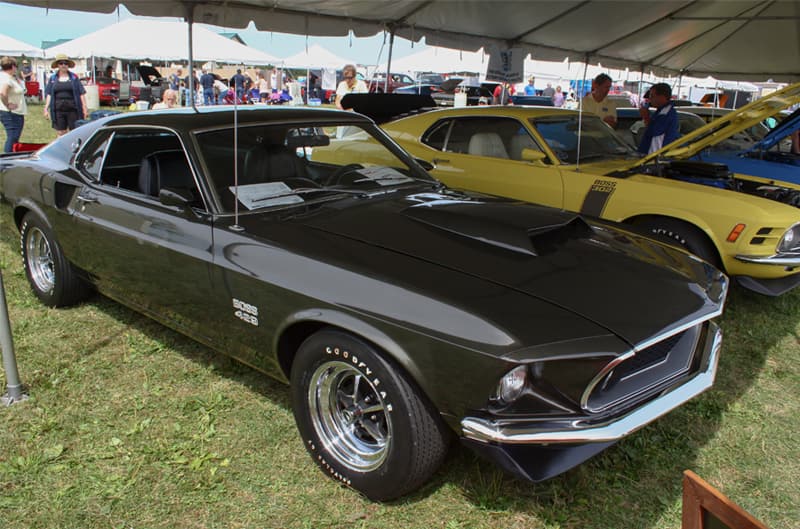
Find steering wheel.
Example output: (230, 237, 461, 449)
(324, 163, 364, 186)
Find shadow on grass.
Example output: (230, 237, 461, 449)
(413, 285, 794, 527)
(49, 281, 794, 528)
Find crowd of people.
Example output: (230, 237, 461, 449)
(2, 56, 798, 157)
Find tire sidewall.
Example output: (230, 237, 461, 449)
(642, 220, 719, 267)
(290, 330, 419, 500)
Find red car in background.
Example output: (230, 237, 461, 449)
(368, 72, 415, 93)
(83, 77, 120, 106)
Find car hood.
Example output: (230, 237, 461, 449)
(623, 82, 800, 169)
(300, 191, 725, 347)
(748, 107, 800, 152)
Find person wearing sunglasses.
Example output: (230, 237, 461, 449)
(43, 54, 88, 136)
(0, 56, 28, 152)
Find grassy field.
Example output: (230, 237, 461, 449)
(1, 107, 798, 529)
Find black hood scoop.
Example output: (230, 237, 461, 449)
(403, 201, 592, 257)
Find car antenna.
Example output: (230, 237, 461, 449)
(575, 60, 589, 172)
(230, 86, 244, 232)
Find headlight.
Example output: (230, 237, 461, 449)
(495, 365, 527, 404)
(777, 224, 800, 253)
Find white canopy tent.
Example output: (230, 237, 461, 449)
(44, 18, 280, 65)
(378, 47, 488, 76)
(9, 1, 798, 82)
(282, 44, 353, 69)
(0, 32, 41, 57)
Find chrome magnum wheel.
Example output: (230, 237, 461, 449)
(308, 361, 392, 472)
(20, 212, 90, 307)
(291, 329, 448, 501)
(25, 226, 56, 294)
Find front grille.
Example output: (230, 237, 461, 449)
(584, 324, 703, 413)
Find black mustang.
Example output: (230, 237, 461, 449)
(0, 107, 727, 500)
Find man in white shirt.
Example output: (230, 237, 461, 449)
(581, 73, 617, 128)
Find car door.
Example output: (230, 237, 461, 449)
(69, 126, 217, 340)
(421, 116, 565, 208)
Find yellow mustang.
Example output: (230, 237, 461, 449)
(373, 84, 800, 295)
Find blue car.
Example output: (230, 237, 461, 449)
(694, 108, 800, 185)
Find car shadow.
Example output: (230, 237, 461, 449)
(411, 285, 793, 526)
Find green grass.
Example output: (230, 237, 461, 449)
(1, 111, 799, 529)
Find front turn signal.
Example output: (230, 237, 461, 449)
(727, 224, 746, 242)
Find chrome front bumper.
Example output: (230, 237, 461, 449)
(461, 323, 722, 445)
(735, 253, 800, 266)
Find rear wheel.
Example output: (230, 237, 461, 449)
(290, 329, 448, 501)
(19, 213, 90, 307)
(635, 217, 721, 267)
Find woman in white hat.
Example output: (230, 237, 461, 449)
(0, 56, 28, 152)
(43, 54, 88, 136)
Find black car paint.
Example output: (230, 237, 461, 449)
(0, 107, 726, 484)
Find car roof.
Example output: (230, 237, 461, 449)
(99, 106, 370, 132)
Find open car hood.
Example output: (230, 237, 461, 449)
(342, 93, 436, 124)
(624, 81, 800, 169)
(137, 64, 164, 86)
(747, 107, 800, 152)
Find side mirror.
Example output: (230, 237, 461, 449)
(520, 148, 547, 163)
(415, 158, 435, 171)
(159, 187, 194, 208)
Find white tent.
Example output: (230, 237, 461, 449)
(0, 32, 41, 57)
(44, 18, 280, 65)
(378, 47, 488, 75)
(283, 44, 353, 69)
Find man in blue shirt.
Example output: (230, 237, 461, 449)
(231, 69, 246, 102)
(524, 77, 536, 96)
(199, 69, 215, 106)
(638, 83, 679, 154)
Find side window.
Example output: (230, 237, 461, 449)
(421, 120, 452, 151)
(453, 117, 544, 161)
(90, 129, 202, 208)
(76, 130, 113, 181)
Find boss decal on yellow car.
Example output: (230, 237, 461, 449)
(232, 298, 259, 326)
(580, 179, 617, 217)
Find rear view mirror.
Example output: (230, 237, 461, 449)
(286, 134, 330, 148)
(520, 148, 547, 163)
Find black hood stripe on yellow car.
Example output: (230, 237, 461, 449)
(580, 179, 617, 217)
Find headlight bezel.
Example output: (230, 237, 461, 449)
(777, 222, 800, 254)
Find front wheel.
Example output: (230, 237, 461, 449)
(20, 212, 90, 307)
(290, 329, 448, 501)
(635, 217, 721, 268)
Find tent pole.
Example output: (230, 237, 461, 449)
(1, 270, 27, 406)
(385, 29, 395, 93)
(186, 6, 196, 110)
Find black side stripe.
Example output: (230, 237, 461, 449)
(580, 179, 617, 217)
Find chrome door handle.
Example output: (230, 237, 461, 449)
(432, 158, 450, 164)
(76, 194, 98, 204)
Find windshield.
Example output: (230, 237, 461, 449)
(195, 121, 434, 213)
(532, 115, 635, 164)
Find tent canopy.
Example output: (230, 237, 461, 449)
(282, 44, 353, 69)
(9, 0, 800, 81)
(378, 47, 488, 75)
(0, 32, 41, 57)
(44, 18, 280, 65)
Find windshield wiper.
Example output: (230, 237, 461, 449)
(250, 187, 368, 205)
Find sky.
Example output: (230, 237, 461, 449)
(0, 1, 426, 66)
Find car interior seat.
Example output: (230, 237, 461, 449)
(243, 145, 307, 185)
(138, 150, 197, 201)
(508, 134, 538, 161)
(467, 132, 509, 159)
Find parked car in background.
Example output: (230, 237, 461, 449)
(375, 84, 800, 295)
(93, 76, 120, 106)
(431, 78, 497, 107)
(394, 83, 442, 96)
(0, 106, 727, 500)
(368, 72, 414, 93)
(615, 107, 707, 149)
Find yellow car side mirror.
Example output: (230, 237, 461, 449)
(520, 148, 547, 164)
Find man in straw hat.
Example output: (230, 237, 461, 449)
(43, 54, 88, 136)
